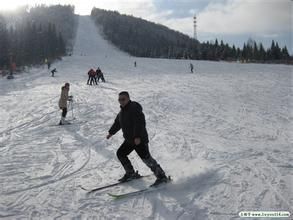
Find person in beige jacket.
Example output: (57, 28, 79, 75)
(58, 83, 70, 125)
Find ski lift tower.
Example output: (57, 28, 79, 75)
(193, 15, 197, 40)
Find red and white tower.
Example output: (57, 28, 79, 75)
(193, 15, 197, 40)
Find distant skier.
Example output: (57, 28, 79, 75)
(93, 69, 98, 85)
(87, 69, 91, 85)
(7, 62, 16, 79)
(134, 61, 137, 67)
(58, 82, 70, 125)
(10, 62, 16, 75)
(106, 91, 168, 186)
(87, 68, 97, 85)
(96, 67, 105, 82)
(51, 68, 57, 77)
(47, 60, 51, 70)
(190, 63, 194, 73)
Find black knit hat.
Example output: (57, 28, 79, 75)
(119, 91, 129, 98)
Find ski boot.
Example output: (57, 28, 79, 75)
(118, 170, 141, 182)
(151, 175, 171, 187)
(59, 117, 70, 125)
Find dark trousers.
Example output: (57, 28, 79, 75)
(116, 141, 166, 178)
(89, 76, 96, 85)
(62, 108, 67, 117)
(97, 75, 105, 82)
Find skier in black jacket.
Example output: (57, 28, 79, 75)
(51, 68, 57, 77)
(107, 91, 168, 186)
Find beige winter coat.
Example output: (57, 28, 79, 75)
(58, 86, 69, 109)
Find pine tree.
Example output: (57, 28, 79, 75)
(252, 42, 258, 60)
(281, 46, 290, 59)
(258, 43, 266, 61)
(231, 45, 237, 59)
(272, 41, 281, 59)
(242, 43, 248, 61)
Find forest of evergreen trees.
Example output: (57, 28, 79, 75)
(0, 5, 77, 70)
(91, 8, 292, 64)
(91, 8, 200, 59)
(200, 38, 291, 63)
(0, 6, 291, 71)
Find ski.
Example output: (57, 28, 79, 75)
(108, 176, 172, 199)
(80, 174, 152, 193)
(50, 120, 86, 127)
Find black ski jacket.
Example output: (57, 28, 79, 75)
(109, 100, 149, 144)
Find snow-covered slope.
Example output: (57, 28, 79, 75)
(0, 16, 292, 219)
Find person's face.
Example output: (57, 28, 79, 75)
(65, 84, 70, 90)
(118, 95, 129, 107)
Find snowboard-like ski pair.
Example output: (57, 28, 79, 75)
(108, 176, 172, 199)
(79, 174, 152, 193)
(80, 175, 172, 199)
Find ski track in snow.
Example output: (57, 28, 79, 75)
(0, 16, 292, 219)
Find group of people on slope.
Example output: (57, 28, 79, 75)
(58, 67, 106, 123)
(87, 67, 105, 85)
(46, 59, 58, 77)
(58, 83, 169, 186)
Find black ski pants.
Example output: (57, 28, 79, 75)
(97, 75, 105, 82)
(116, 141, 165, 178)
(61, 108, 67, 117)
(89, 76, 96, 85)
(117, 141, 151, 163)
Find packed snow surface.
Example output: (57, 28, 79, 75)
(0, 16, 292, 219)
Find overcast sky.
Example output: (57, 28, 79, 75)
(1, 0, 292, 52)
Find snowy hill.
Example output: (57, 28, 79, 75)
(0, 16, 292, 219)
